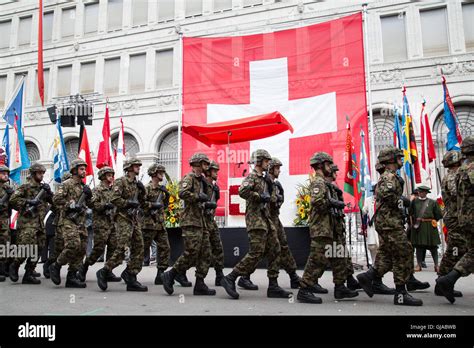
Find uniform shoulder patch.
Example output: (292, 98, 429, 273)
(313, 187, 320, 194)
(182, 182, 188, 188)
(386, 182, 393, 189)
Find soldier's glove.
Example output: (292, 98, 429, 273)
(151, 202, 163, 210)
(137, 181, 145, 193)
(276, 194, 284, 203)
(126, 200, 140, 209)
(400, 195, 410, 208)
(26, 198, 40, 207)
(104, 203, 114, 210)
(213, 185, 220, 193)
(82, 186, 92, 198)
(260, 192, 271, 203)
(69, 202, 83, 212)
(41, 183, 52, 193)
(159, 185, 169, 194)
(5, 187, 14, 195)
(204, 201, 217, 210)
(198, 192, 209, 202)
(329, 198, 346, 210)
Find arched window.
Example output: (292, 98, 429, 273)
(433, 104, 474, 176)
(372, 110, 395, 156)
(64, 137, 79, 165)
(20, 141, 41, 184)
(157, 128, 178, 180)
(112, 132, 140, 157)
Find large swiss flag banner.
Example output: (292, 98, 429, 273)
(182, 13, 368, 226)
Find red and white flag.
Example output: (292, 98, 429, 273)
(78, 126, 94, 183)
(182, 13, 368, 224)
(420, 100, 436, 186)
(96, 103, 115, 170)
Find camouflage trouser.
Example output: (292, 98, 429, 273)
(301, 236, 346, 287)
(48, 225, 64, 263)
(208, 225, 224, 271)
(374, 229, 412, 286)
(439, 230, 467, 276)
(233, 225, 281, 279)
(13, 227, 45, 272)
(105, 216, 144, 275)
(56, 223, 87, 272)
(173, 226, 211, 279)
(274, 218, 297, 274)
(341, 231, 354, 277)
(86, 225, 118, 266)
(142, 228, 170, 271)
(454, 233, 473, 277)
(0, 228, 9, 263)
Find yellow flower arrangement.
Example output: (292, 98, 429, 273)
(293, 173, 315, 226)
(169, 196, 175, 203)
(164, 174, 181, 228)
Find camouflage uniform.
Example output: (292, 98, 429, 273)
(205, 180, 224, 271)
(105, 174, 146, 275)
(0, 177, 13, 280)
(172, 172, 211, 279)
(53, 177, 92, 272)
(10, 176, 52, 273)
(300, 172, 346, 288)
(439, 153, 467, 276)
(142, 182, 170, 272)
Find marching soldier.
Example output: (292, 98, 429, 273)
(296, 152, 358, 304)
(42, 172, 71, 279)
(204, 160, 225, 286)
(161, 153, 216, 296)
(435, 150, 466, 298)
(437, 136, 474, 303)
(49, 159, 92, 288)
(220, 149, 292, 300)
(77, 166, 120, 283)
(0, 165, 14, 282)
(96, 157, 148, 292)
(9, 163, 53, 284)
(357, 147, 423, 306)
(142, 163, 171, 285)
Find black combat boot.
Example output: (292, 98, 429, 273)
(334, 284, 359, 299)
(346, 275, 362, 291)
(121, 268, 133, 284)
(297, 287, 322, 304)
(175, 272, 192, 287)
(214, 268, 224, 287)
(154, 269, 164, 285)
(394, 284, 423, 306)
(372, 276, 396, 295)
(237, 275, 258, 290)
(308, 282, 329, 294)
(9, 262, 20, 282)
(194, 277, 216, 295)
(356, 267, 377, 297)
(31, 270, 41, 278)
(126, 274, 148, 292)
(77, 262, 89, 282)
(435, 270, 462, 304)
(43, 260, 52, 279)
(0, 262, 6, 282)
(65, 270, 86, 288)
(220, 271, 240, 299)
(267, 278, 293, 298)
(434, 276, 462, 298)
(96, 267, 108, 291)
(288, 271, 301, 289)
(106, 270, 122, 282)
(49, 262, 62, 285)
(22, 270, 41, 285)
(161, 268, 178, 295)
(407, 274, 430, 291)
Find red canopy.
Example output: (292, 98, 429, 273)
(182, 111, 294, 146)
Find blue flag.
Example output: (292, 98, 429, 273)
(359, 129, 372, 209)
(2, 124, 9, 167)
(442, 76, 462, 151)
(53, 116, 69, 183)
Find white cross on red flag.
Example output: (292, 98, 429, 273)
(182, 13, 369, 225)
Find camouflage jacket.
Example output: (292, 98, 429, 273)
(329, 182, 346, 236)
(10, 177, 52, 230)
(53, 177, 92, 227)
(111, 175, 146, 222)
(91, 182, 115, 230)
(456, 161, 474, 233)
(269, 179, 284, 220)
(143, 182, 169, 230)
(239, 169, 272, 231)
(0, 182, 13, 231)
(308, 173, 333, 239)
(441, 168, 459, 230)
(179, 172, 206, 228)
(203, 180, 219, 231)
(374, 169, 404, 232)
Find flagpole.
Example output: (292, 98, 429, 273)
(176, 27, 183, 180)
(362, 4, 376, 177)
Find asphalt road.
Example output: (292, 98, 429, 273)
(0, 263, 472, 315)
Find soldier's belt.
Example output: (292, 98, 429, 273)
(414, 218, 438, 228)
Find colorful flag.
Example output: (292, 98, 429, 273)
(114, 117, 125, 177)
(344, 121, 359, 208)
(53, 116, 69, 183)
(442, 75, 463, 151)
(393, 106, 402, 149)
(359, 128, 372, 209)
(78, 125, 94, 183)
(96, 103, 115, 169)
(401, 87, 421, 184)
(37, 0, 44, 106)
(2, 124, 9, 167)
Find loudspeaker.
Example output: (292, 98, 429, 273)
(60, 115, 75, 127)
(47, 106, 57, 124)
